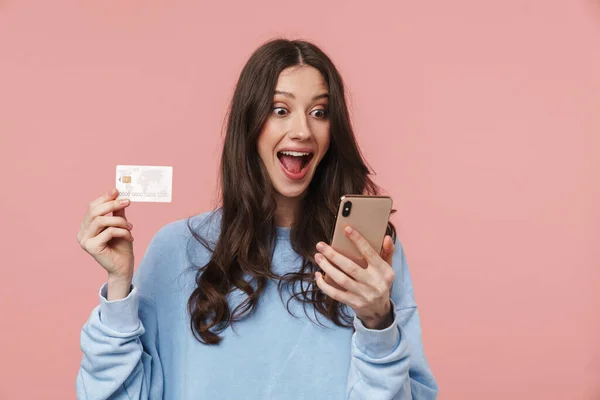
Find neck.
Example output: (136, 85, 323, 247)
(274, 193, 301, 227)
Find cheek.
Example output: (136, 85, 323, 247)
(257, 123, 276, 161)
(317, 124, 331, 154)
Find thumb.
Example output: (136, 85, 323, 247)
(381, 235, 395, 266)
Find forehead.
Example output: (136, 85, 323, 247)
(275, 65, 328, 96)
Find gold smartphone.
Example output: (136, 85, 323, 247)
(324, 195, 393, 289)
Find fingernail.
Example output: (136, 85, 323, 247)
(316, 242, 325, 251)
(127, 223, 133, 229)
(314, 253, 323, 262)
(110, 188, 117, 195)
(120, 199, 130, 205)
(345, 226, 353, 234)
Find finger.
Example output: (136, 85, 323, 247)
(91, 198, 131, 220)
(380, 235, 396, 266)
(314, 253, 362, 293)
(96, 227, 134, 243)
(316, 241, 374, 286)
(82, 227, 133, 252)
(113, 201, 128, 220)
(344, 225, 379, 262)
(84, 189, 119, 226)
(344, 226, 386, 268)
(89, 188, 119, 209)
(84, 216, 132, 242)
(377, 236, 397, 288)
(315, 272, 362, 308)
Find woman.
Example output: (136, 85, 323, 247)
(76, 39, 438, 399)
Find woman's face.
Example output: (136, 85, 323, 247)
(257, 65, 331, 200)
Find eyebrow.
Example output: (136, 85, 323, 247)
(274, 90, 329, 101)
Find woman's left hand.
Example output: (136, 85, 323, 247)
(314, 225, 396, 330)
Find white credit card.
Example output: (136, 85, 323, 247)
(115, 165, 173, 203)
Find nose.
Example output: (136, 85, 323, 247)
(288, 114, 311, 141)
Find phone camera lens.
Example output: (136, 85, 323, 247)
(342, 201, 352, 217)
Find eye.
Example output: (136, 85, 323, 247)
(273, 107, 288, 117)
(310, 108, 328, 119)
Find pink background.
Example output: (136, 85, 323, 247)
(1, 1, 599, 399)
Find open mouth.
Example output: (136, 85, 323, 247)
(277, 150, 314, 176)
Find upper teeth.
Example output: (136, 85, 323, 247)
(280, 151, 310, 157)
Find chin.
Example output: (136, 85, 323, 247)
(274, 184, 308, 199)
(275, 187, 307, 199)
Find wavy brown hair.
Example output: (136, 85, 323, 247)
(186, 38, 395, 344)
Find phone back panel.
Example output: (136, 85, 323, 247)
(330, 195, 393, 267)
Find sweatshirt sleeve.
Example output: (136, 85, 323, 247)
(346, 239, 438, 400)
(76, 284, 163, 400)
(76, 229, 170, 400)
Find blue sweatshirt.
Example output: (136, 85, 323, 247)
(76, 211, 438, 399)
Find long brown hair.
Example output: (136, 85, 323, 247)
(186, 38, 395, 344)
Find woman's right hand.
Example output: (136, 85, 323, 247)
(77, 189, 135, 299)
